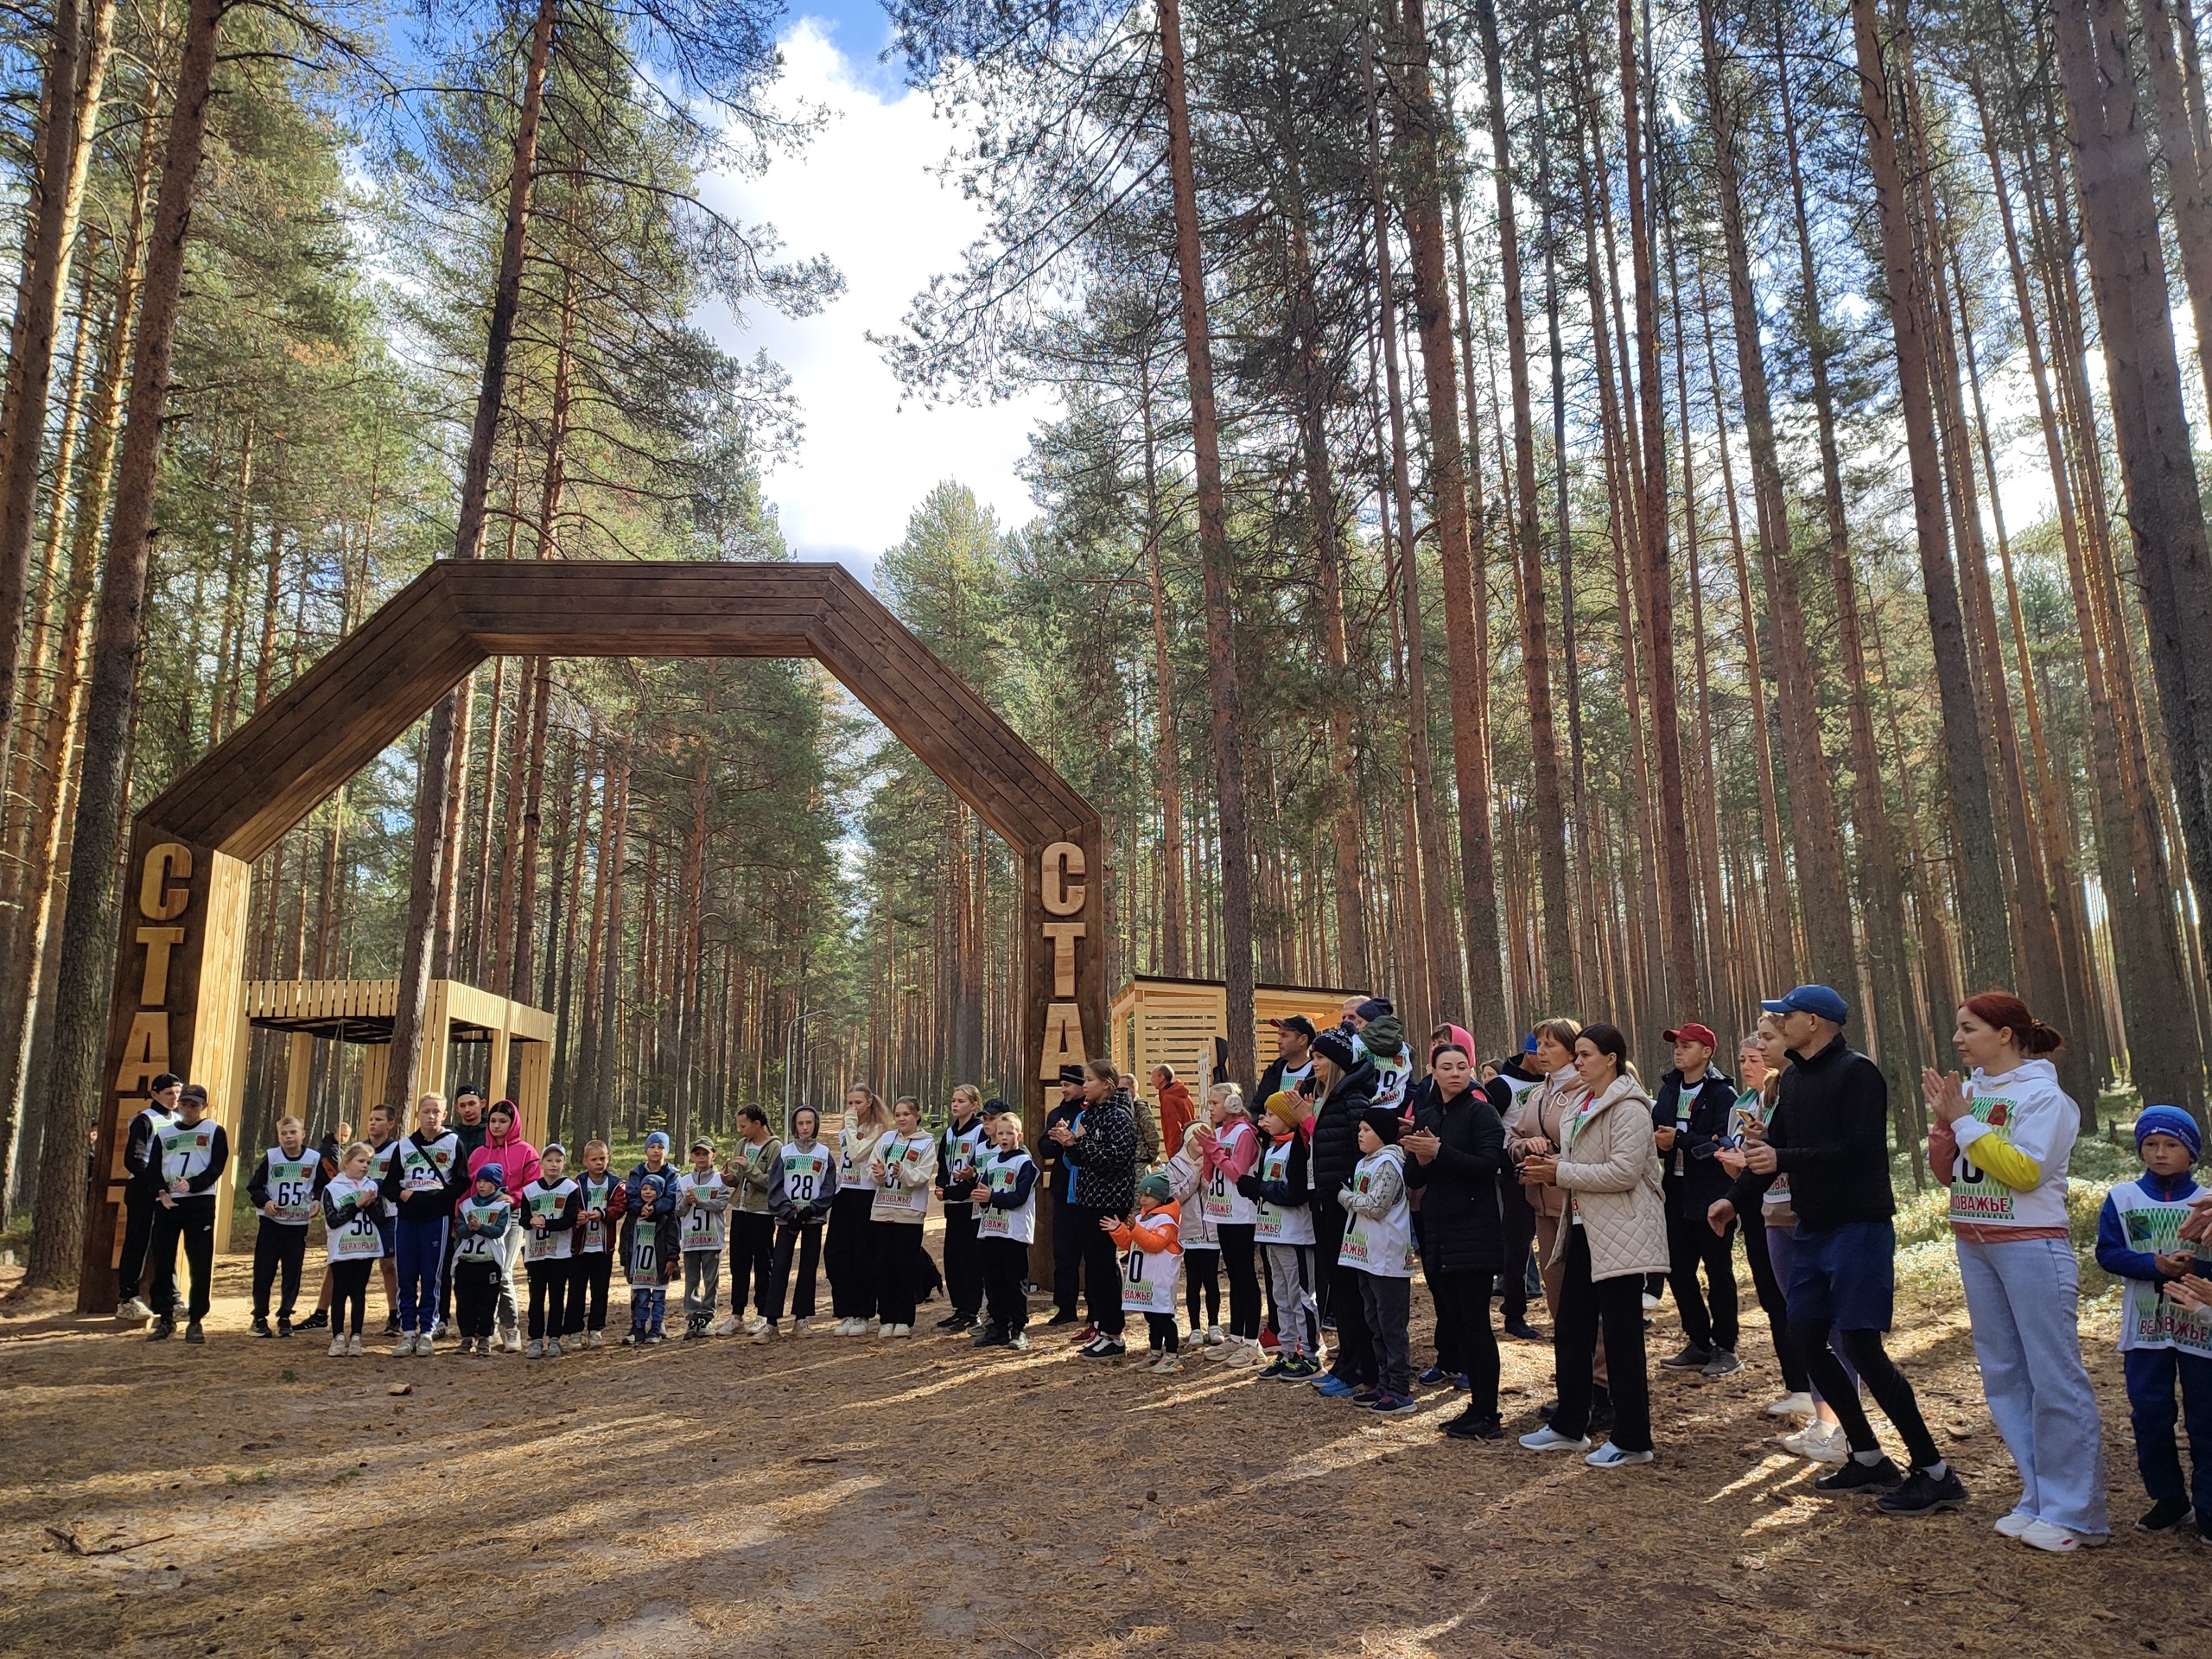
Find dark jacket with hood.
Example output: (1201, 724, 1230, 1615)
(1310, 1057, 1378, 1198)
(1652, 1065, 1739, 1215)
(1404, 1082, 1507, 1275)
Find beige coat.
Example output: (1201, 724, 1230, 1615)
(1544, 1074, 1669, 1282)
(1508, 1064, 1589, 1220)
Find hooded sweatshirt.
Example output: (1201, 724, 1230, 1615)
(1926, 1055, 2079, 1243)
(468, 1121, 540, 1204)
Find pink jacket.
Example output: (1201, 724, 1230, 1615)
(468, 1122, 540, 1202)
(1201, 1116, 1261, 1184)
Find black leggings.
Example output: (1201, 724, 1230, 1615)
(1146, 1311, 1179, 1353)
(526, 1259, 573, 1340)
(1430, 1267, 1503, 1417)
(1217, 1224, 1261, 1339)
(568, 1249, 613, 1334)
(1742, 1214, 1810, 1393)
(330, 1258, 374, 1335)
(766, 1219, 823, 1321)
(874, 1221, 924, 1325)
(1553, 1227, 1651, 1452)
(825, 1187, 878, 1319)
(1185, 1248, 1220, 1328)
(1793, 1320, 1942, 1469)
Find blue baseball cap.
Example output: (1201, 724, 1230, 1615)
(1760, 983, 1850, 1024)
(1520, 1031, 1541, 1055)
(2135, 1104, 2202, 1160)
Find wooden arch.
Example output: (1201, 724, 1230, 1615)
(82, 561, 1104, 1306)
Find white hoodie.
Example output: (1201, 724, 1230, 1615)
(1950, 1057, 2079, 1231)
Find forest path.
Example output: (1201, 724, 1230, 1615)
(0, 1252, 2189, 1658)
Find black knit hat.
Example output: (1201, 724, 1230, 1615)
(1360, 1106, 1402, 1144)
(1313, 1027, 1361, 1071)
(1058, 1065, 1085, 1085)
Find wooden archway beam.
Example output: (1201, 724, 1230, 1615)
(80, 561, 1102, 1306)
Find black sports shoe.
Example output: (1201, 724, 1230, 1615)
(1079, 1334, 1127, 1358)
(1876, 1466, 1969, 1516)
(184, 1320, 206, 1344)
(1815, 1455, 1904, 1495)
(276, 1319, 293, 1338)
(147, 1318, 174, 1341)
(947, 1314, 976, 1333)
(1660, 1344, 1713, 1370)
(971, 1325, 1010, 1348)
(251, 1318, 274, 1338)
(2138, 1497, 2195, 1533)
(1588, 1389, 1615, 1433)
(1503, 1319, 1543, 1342)
(1536, 1398, 1557, 1422)
(934, 1312, 964, 1330)
(297, 1310, 328, 1332)
(384, 1313, 401, 1336)
(1443, 1410, 1504, 1442)
(1041, 1310, 1080, 1327)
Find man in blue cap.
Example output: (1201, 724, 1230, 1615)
(1710, 984, 1966, 1516)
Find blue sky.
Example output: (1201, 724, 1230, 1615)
(690, 7, 1056, 580)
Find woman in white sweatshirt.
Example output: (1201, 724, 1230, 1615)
(827, 1086, 892, 1335)
(1924, 991, 2107, 1552)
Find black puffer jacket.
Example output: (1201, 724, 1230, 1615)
(1063, 1088, 1139, 1215)
(1310, 1057, 1378, 1198)
(1403, 1083, 1506, 1275)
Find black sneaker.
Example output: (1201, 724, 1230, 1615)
(251, 1318, 274, 1338)
(1876, 1466, 1969, 1516)
(147, 1318, 174, 1342)
(971, 1325, 1010, 1349)
(1079, 1334, 1127, 1358)
(384, 1313, 400, 1336)
(297, 1310, 328, 1332)
(1588, 1389, 1615, 1433)
(1815, 1455, 1904, 1495)
(1660, 1344, 1714, 1370)
(1701, 1349, 1743, 1377)
(1416, 1364, 1451, 1387)
(947, 1313, 976, 1332)
(934, 1312, 964, 1330)
(1041, 1310, 1080, 1327)
(276, 1319, 293, 1338)
(184, 1320, 206, 1344)
(1536, 1398, 1557, 1422)
(1503, 1319, 1543, 1342)
(1443, 1410, 1505, 1442)
(2138, 1497, 2195, 1533)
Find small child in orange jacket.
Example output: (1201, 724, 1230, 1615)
(1106, 1171, 1185, 1373)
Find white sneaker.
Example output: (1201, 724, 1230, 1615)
(752, 1323, 779, 1344)
(2018, 1519, 2101, 1553)
(1205, 1325, 1225, 1346)
(347, 1335, 365, 1357)
(416, 1332, 436, 1357)
(1224, 1341, 1259, 1366)
(526, 1338, 544, 1359)
(547, 1338, 564, 1357)
(709, 1314, 742, 1338)
(843, 1318, 869, 1336)
(880, 1322, 909, 1339)
(121, 1296, 155, 1322)
(1767, 1391, 1815, 1419)
(792, 1317, 813, 1336)
(1586, 1442, 1655, 1467)
(393, 1332, 416, 1357)
(1518, 1426, 1592, 1452)
(1994, 1510, 2037, 1538)
(587, 1329, 604, 1349)
(505, 1330, 524, 1353)
(329, 1333, 348, 1357)
(1640, 1292, 1662, 1313)
(1782, 1421, 1849, 1464)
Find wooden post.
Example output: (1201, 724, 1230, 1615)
(284, 1031, 314, 1122)
(81, 825, 251, 1307)
(416, 979, 451, 1105)
(358, 1044, 389, 1124)
(516, 1036, 550, 1147)
(486, 1014, 512, 1111)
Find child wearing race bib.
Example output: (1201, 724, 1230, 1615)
(361, 1103, 403, 1339)
(828, 1087, 892, 1335)
(453, 1164, 513, 1355)
(621, 1133, 681, 1345)
(974, 1111, 1039, 1351)
(762, 1107, 836, 1340)
(676, 1138, 732, 1339)
(934, 1085, 992, 1334)
(246, 1114, 322, 1338)
(2094, 1105, 2210, 1536)
(1106, 1171, 1185, 1372)
(1243, 1091, 1319, 1379)
(320, 1142, 385, 1357)
(1199, 1085, 1263, 1363)
(717, 1106, 781, 1337)
(1338, 1108, 1416, 1413)
(564, 1139, 626, 1349)
(520, 1144, 582, 1357)
(1925, 994, 2105, 1548)
(1166, 1122, 1220, 1346)
(869, 1098, 939, 1339)
(144, 1083, 229, 1344)
(383, 1092, 468, 1356)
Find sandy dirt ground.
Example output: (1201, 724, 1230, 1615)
(0, 1233, 2197, 1659)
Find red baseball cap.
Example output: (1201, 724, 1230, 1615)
(1663, 1022, 1718, 1048)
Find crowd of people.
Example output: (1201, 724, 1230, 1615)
(118, 984, 2210, 1551)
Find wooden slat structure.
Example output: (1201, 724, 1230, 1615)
(1108, 975, 1364, 1111)
(81, 562, 1103, 1306)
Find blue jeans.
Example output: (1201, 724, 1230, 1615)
(1956, 1235, 2108, 1535)
(2124, 1345, 2212, 1515)
(395, 1217, 448, 1335)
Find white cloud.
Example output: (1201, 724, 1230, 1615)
(698, 20, 1057, 579)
